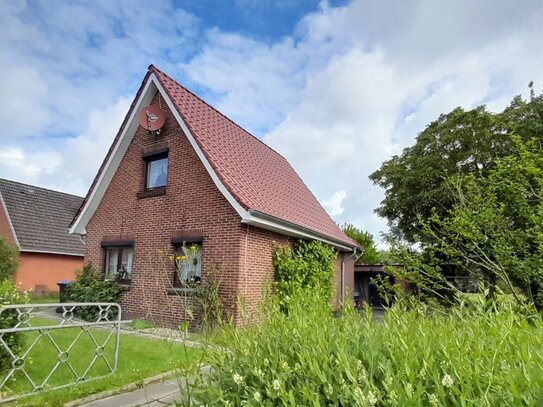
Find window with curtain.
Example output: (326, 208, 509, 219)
(172, 242, 202, 287)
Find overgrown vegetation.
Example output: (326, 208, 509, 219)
(0, 238, 19, 281)
(342, 224, 380, 264)
(66, 263, 122, 321)
(186, 295, 543, 406)
(273, 240, 336, 310)
(0, 280, 28, 373)
(371, 90, 543, 309)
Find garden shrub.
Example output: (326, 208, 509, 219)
(0, 280, 28, 373)
(273, 240, 336, 310)
(189, 295, 543, 406)
(0, 237, 19, 281)
(67, 263, 122, 321)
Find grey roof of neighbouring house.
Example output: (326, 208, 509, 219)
(0, 178, 85, 256)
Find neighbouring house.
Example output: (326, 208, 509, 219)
(69, 65, 358, 327)
(0, 178, 85, 293)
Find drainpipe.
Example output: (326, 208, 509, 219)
(341, 247, 363, 303)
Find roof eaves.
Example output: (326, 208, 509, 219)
(246, 210, 357, 251)
(21, 249, 85, 257)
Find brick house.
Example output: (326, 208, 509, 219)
(0, 178, 85, 293)
(69, 65, 357, 326)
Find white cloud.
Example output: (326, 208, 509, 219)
(0, 66, 49, 138)
(2, 0, 543, 244)
(0, 97, 130, 196)
(184, 0, 543, 242)
(321, 190, 347, 216)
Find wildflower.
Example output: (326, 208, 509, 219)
(441, 374, 454, 388)
(273, 379, 281, 391)
(294, 362, 301, 372)
(388, 390, 398, 405)
(367, 391, 377, 406)
(281, 361, 290, 372)
(324, 383, 333, 397)
(253, 368, 264, 379)
(354, 387, 366, 406)
(253, 391, 261, 402)
(233, 373, 243, 385)
(405, 382, 413, 397)
(263, 358, 270, 366)
(223, 401, 232, 407)
(428, 393, 439, 407)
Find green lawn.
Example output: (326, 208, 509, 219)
(1, 317, 201, 406)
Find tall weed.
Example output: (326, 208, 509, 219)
(189, 295, 543, 406)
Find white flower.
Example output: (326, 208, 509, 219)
(254, 368, 264, 378)
(367, 391, 377, 406)
(253, 391, 261, 402)
(325, 383, 333, 396)
(428, 393, 439, 407)
(223, 401, 232, 407)
(233, 373, 243, 385)
(354, 387, 366, 406)
(388, 390, 398, 405)
(405, 383, 413, 397)
(273, 379, 281, 391)
(441, 373, 454, 388)
(263, 358, 270, 366)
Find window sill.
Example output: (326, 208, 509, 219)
(118, 283, 131, 291)
(137, 187, 166, 199)
(166, 287, 196, 296)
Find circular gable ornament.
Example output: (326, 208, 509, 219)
(138, 105, 166, 133)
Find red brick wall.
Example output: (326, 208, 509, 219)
(85, 91, 245, 327)
(84, 90, 351, 327)
(15, 252, 82, 292)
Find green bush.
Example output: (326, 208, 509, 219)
(190, 296, 543, 406)
(273, 240, 336, 310)
(0, 237, 19, 281)
(0, 280, 28, 373)
(66, 263, 122, 321)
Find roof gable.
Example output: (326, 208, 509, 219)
(0, 178, 85, 256)
(71, 66, 355, 250)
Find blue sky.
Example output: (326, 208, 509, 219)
(1, 0, 543, 242)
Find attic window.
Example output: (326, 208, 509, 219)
(144, 150, 168, 190)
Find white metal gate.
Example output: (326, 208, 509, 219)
(0, 302, 121, 403)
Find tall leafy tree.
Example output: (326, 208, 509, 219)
(370, 91, 543, 244)
(341, 224, 380, 264)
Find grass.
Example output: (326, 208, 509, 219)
(1, 316, 201, 406)
(27, 294, 61, 305)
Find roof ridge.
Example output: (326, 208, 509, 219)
(148, 65, 289, 164)
(0, 178, 83, 200)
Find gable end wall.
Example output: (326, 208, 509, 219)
(84, 91, 245, 327)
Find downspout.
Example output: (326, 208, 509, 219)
(341, 247, 363, 303)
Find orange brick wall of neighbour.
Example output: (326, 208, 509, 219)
(15, 252, 83, 292)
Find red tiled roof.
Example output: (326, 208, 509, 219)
(150, 66, 353, 247)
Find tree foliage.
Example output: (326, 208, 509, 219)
(0, 237, 19, 281)
(341, 224, 380, 264)
(372, 91, 543, 308)
(370, 92, 543, 244)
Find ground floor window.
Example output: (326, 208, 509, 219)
(172, 242, 202, 287)
(104, 246, 134, 283)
